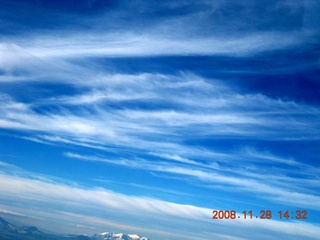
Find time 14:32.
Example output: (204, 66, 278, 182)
(242, 210, 308, 219)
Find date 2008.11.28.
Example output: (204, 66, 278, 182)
(212, 210, 308, 220)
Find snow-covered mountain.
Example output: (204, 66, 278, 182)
(0, 217, 149, 240)
(91, 231, 149, 240)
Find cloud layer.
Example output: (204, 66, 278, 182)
(0, 163, 319, 240)
(1, 0, 320, 239)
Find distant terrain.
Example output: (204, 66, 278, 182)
(0, 217, 149, 240)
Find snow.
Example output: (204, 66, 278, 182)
(128, 234, 141, 239)
(94, 231, 148, 240)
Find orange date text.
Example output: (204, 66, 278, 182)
(212, 210, 308, 220)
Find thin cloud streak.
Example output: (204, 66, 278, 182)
(65, 152, 320, 210)
(0, 169, 211, 220)
(23, 32, 305, 58)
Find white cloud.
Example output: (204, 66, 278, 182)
(0, 171, 210, 220)
(0, 72, 319, 147)
(0, 209, 28, 217)
(0, 166, 319, 240)
(8, 31, 303, 59)
(65, 152, 320, 210)
(1, 1, 319, 239)
(0, 71, 319, 213)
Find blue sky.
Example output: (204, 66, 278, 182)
(0, 0, 320, 239)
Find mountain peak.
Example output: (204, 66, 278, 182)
(92, 231, 149, 240)
(0, 217, 10, 225)
(20, 225, 42, 234)
(0, 217, 150, 240)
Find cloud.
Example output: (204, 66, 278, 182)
(0, 1, 319, 239)
(6, 31, 304, 59)
(2, 0, 314, 58)
(0, 209, 28, 217)
(0, 68, 319, 213)
(0, 72, 319, 145)
(0, 164, 210, 220)
(64, 151, 320, 210)
(0, 69, 319, 214)
(0, 164, 319, 240)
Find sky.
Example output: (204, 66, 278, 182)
(0, 0, 320, 239)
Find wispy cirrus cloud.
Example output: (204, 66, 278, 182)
(64, 152, 320, 210)
(1, 68, 319, 213)
(2, 0, 316, 59)
(0, 163, 319, 240)
(1, 1, 319, 239)
(1, 71, 319, 214)
(0, 72, 319, 145)
(9, 32, 304, 59)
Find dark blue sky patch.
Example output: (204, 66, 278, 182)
(0, 81, 82, 103)
(0, 0, 117, 36)
(0, 0, 312, 37)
